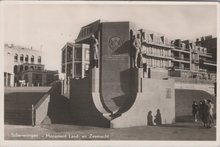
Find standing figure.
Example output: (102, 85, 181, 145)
(147, 111, 154, 126)
(192, 101, 199, 122)
(90, 34, 99, 68)
(207, 99, 214, 126)
(198, 100, 204, 121)
(132, 34, 142, 68)
(154, 109, 162, 125)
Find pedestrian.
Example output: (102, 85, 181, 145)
(154, 109, 162, 125)
(198, 100, 204, 121)
(202, 99, 211, 128)
(192, 101, 198, 122)
(147, 111, 153, 126)
(207, 99, 214, 126)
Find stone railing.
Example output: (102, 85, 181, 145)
(32, 81, 61, 126)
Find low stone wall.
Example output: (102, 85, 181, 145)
(34, 94, 50, 125)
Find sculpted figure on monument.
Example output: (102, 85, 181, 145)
(132, 34, 143, 68)
(90, 34, 99, 68)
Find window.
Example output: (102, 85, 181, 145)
(84, 64, 89, 77)
(20, 54, 24, 62)
(25, 55, 29, 62)
(30, 66, 34, 71)
(38, 56, 41, 64)
(14, 65, 18, 73)
(74, 47, 82, 60)
(20, 66, 23, 72)
(14, 54, 18, 62)
(31, 55, 34, 63)
(85, 49, 90, 60)
(67, 46, 73, 62)
(37, 67, 41, 70)
(25, 66, 28, 71)
(74, 63, 82, 77)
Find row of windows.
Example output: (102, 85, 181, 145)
(144, 57, 171, 68)
(14, 65, 42, 73)
(62, 46, 89, 63)
(194, 46, 207, 53)
(79, 27, 92, 39)
(14, 54, 41, 63)
(143, 33, 171, 46)
(142, 45, 171, 57)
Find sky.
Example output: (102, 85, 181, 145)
(3, 3, 217, 72)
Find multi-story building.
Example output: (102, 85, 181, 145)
(195, 35, 217, 72)
(61, 42, 90, 79)
(169, 37, 216, 82)
(4, 44, 58, 87)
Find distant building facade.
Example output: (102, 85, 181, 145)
(4, 44, 58, 87)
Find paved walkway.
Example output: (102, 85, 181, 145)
(5, 121, 216, 140)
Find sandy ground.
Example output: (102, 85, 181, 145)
(5, 121, 216, 140)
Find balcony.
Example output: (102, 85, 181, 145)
(172, 47, 190, 54)
(203, 59, 216, 66)
(142, 40, 174, 49)
(199, 52, 212, 58)
(143, 52, 173, 60)
(172, 56, 190, 63)
(173, 66, 190, 71)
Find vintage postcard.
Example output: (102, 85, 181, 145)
(0, 1, 219, 147)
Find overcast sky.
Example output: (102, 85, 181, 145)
(3, 3, 217, 72)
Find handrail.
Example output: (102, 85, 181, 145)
(34, 81, 60, 110)
(203, 59, 216, 64)
(173, 46, 190, 51)
(34, 94, 50, 110)
(172, 56, 190, 61)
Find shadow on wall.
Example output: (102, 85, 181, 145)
(112, 68, 138, 115)
(42, 83, 73, 125)
(69, 78, 111, 128)
(111, 69, 131, 107)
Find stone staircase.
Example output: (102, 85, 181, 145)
(4, 88, 49, 125)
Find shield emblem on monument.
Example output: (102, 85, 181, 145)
(109, 36, 121, 50)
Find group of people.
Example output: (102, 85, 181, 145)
(147, 109, 162, 126)
(192, 99, 215, 128)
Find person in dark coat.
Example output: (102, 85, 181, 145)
(192, 101, 199, 122)
(147, 111, 153, 126)
(198, 100, 204, 121)
(154, 109, 162, 125)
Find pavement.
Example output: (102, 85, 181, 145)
(4, 121, 216, 140)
